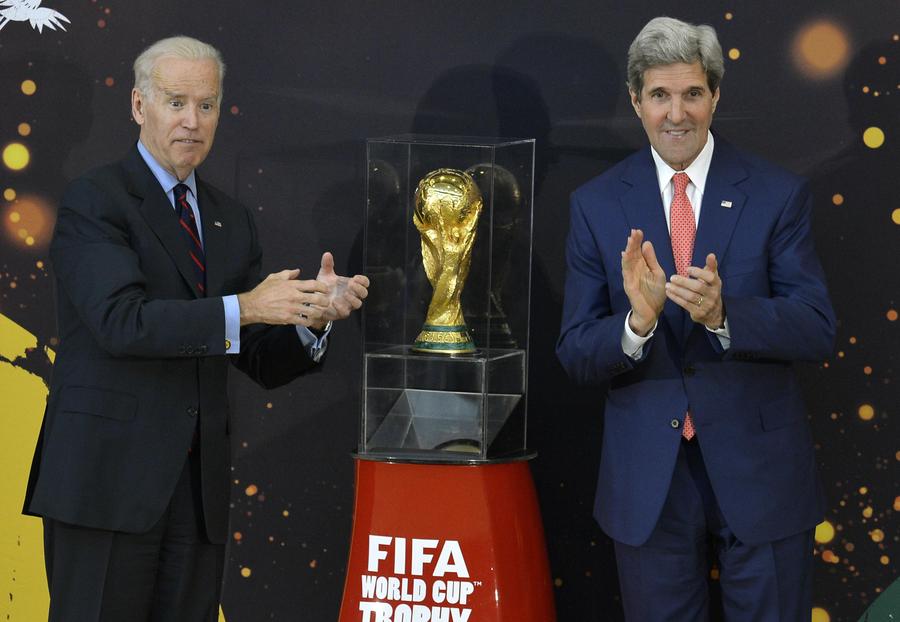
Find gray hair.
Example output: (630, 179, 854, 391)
(627, 17, 724, 98)
(133, 36, 226, 103)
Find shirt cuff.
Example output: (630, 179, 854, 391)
(223, 295, 241, 353)
(622, 310, 656, 360)
(706, 317, 731, 350)
(296, 321, 331, 362)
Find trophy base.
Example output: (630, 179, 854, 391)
(412, 324, 475, 354)
(467, 314, 517, 349)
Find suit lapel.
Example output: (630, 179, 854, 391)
(122, 148, 204, 298)
(619, 147, 685, 343)
(683, 139, 748, 337)
(197, 181, 226, 297)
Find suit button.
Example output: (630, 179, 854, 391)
(671, 418, 680, 429)
(187, 407, 198, 417)
(683, 365, 695, 377)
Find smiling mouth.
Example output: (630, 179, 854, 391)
(174, 139, 202, 145)
(665, 129, 691, 137)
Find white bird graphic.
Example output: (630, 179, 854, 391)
(0, 0, 70, 34)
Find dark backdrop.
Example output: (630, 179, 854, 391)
(1, 1, 896, 620)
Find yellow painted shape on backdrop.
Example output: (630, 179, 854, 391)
(1, 312, 227, 620)
(0, 313, 50, 620)
(0, 311, 37, 360)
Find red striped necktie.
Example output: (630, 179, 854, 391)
(174, 183, 206, 295)
(671, 172, 696, 441)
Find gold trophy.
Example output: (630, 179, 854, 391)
(412, 168, 483, 354)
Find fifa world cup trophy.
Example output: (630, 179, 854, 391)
(412, 168, 483, 354)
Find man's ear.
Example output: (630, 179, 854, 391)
(131, 88, 145, 125)
(711, 87, 720, 113)
(629, 88, 642, 119)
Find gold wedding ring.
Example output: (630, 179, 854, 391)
(696, 296, 703, 307)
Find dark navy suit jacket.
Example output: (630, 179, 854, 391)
(25, 147, 320, 543)
(557, 138, 835, 547)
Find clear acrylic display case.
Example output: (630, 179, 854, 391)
(362, 135, 534, 462)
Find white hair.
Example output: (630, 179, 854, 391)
(627, 17, 724, 98)
(133, 36, 225, 103)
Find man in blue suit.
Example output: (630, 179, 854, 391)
(557, 17, 835, 621)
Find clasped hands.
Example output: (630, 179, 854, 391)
(621, 229, 724, 337)
(238, 252, 370, 330)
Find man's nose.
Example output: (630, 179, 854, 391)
(668, 98, 686, 124)
(182, 105, 199, 129)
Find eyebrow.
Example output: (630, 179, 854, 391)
(647, 84, 707, 94)
(161, 89, 219, 101)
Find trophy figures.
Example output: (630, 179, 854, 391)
(412, 168, 483, 354)
(464, 163, 522, 349)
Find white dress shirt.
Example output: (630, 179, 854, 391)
(622, 131, 731, 359)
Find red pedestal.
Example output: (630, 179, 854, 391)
(339, 457, 556, 622)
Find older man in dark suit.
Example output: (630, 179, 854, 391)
(24, 36, 369, 621)
(557, 17, 835, 621)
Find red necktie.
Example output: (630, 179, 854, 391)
(670, 172, 696, 441)
(174, 183, 206, 295)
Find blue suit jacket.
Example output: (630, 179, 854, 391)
(556, 138, 835, 547)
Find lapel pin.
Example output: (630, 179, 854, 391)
(720, 200, 733, 208)
(213, 220, 223, 227)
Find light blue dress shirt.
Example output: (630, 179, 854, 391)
(136, 141, 329, 360)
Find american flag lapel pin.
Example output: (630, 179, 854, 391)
(720, 200, 733, 208)
(213, 220, 223, 227)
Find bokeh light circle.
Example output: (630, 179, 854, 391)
(20, 79, 37, 95)
(831, 194, 844, 205)
(2, 142, 31, 171)
(815, 520, 835, 543)
(791, 20, 851, 79)
(811, 607, 831, 622)
(863, 127, 885, 148)
(888, 309, 898, 321)
(17, 123, 31, 137)
(728, 48, 741, 60)
(857, 404, 874, 420)
(1, 194, 53, 250)
(892, 209, 900, 225)
(240, 567, 252, 578)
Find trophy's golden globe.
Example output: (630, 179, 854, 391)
(412, 168, 483, 354)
